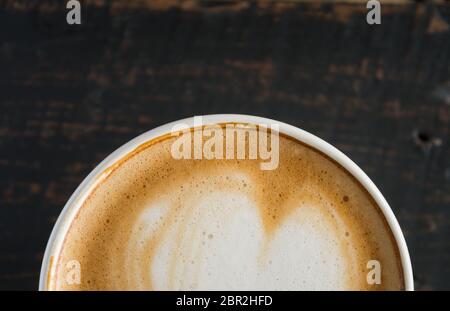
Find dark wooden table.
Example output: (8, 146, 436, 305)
(0, 0, 449, 290)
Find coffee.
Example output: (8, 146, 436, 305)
(49, 124, 404, 290)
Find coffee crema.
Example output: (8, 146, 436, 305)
(50, 124, 404, 290)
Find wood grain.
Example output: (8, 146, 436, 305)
(0, 0, 449, 290)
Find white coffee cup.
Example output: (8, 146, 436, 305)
(39, 114, 414, 290)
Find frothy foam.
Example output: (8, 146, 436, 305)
(51, 125, 404, 290)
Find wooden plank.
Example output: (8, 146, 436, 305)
(0, 0, 449, 290)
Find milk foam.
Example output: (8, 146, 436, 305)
(124, 176, 348, 290)
(52, 126, 404, 290)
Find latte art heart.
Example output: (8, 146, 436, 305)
(127, 190, 349, 290)
(51, 125, 404, 290)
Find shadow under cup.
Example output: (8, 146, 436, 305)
(40, 115, 414, 291)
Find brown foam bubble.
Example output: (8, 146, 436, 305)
(51, 124, 404, 290)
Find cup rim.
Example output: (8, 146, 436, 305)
(39, 114, 414, 290)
